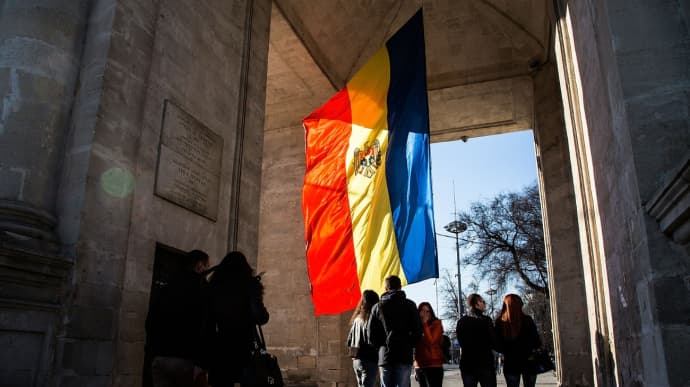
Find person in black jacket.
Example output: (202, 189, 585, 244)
(368, 275, 422, 387)
(456, 293, 497, 387)
(494, 294, 541, 387)
(145, 249, 210, 387)
(205, 251, 269, 387)
(347, 290, 380, 387)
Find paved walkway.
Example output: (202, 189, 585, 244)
(439, 364, 558, 386)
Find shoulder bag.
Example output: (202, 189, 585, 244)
(243, 325, 284, 387)
(526, 348, 555, 374)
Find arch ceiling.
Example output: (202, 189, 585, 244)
(267, 0, 551, 138)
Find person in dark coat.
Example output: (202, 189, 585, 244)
(494, 294, 541, 387)
(205, 251, 269, 387)
(145, 249, 210, 387)
(456, 293, 497, 387)
(368, 275, 422, 387)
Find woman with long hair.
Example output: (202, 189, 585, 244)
(347, 290, 380, 387)
(414, 302, 444, 387)
(205, 251, 269, 387)
(495, 294, 541, 387)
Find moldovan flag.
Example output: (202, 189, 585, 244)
(302, 10, 437, 315)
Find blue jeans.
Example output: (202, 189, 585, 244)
(504, 372, 537, 387)
(353, 358, 379, 387)
(380, 364, 412, 387)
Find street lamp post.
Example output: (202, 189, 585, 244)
(486, 288, 497, 318)
(444, 220, 467, 317)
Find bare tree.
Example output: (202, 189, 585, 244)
(438, 269, 460, 326)
(436, 182, 552, 354)
(456, 182, 548, 296)
(438, 269, 480, 338)
(522, 287, 554, 352)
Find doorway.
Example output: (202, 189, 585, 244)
(142, 243, 188, 387)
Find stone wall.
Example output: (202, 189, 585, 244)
(554, 0, 673, 385)
(259, 5, 353, 386)
(533, 60, 594, 386)
(606, 1, 690, 385)
(0, 1, 91, 385)
(26, 0, 271, 384)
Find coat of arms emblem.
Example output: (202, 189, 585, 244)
(354, 140, 382, 178)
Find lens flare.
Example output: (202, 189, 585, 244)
(100, 167, 135, 198)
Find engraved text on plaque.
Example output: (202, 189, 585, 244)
(155, 100, 223, 220)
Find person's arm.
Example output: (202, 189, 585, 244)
(410, 302, 423, 346)
(347, 320, 356, 348)
(368, 306, 385, 347)
(487, 317, 499, 351)
(250, 278, 269, 325)
(423, 319, 444, 347)
(526, 315, 541, 350)
(193, 281, 210, 370)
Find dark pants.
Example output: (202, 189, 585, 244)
(415, 367, 443, 387)
(151, 357, 195, 387)
(460, 368, 496, 387)
(504, 372, 537, 387)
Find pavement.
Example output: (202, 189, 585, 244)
(438, 364, 558, 386)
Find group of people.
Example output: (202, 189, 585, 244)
(457, 293, 541, 387)
(145, 250, 269, 387)
(347, 277, 542, 387)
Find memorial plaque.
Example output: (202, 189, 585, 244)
(155, 100, 223, 221)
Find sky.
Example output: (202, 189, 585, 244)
(403, 129, 539, 325)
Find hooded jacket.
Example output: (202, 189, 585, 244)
(368, 290, 422, 366)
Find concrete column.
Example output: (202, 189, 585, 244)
(553, 0, 666, 384)
(0, 2, 89, 385)
(534, 61, 594, 386)
(0, 1, 89, 250)
(606, 1, 690, 385)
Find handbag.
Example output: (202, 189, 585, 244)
(526, 348, 555, 374)
(244, 325, 284, 387)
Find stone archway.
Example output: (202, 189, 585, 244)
(259, 2, 594, 386)
(1, 0, 685, 385)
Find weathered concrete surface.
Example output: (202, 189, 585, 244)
(429, 77, 534, 142)
(552, 0, 688, 385)
(46, 0, 271, 385)
(534, 61, 594, 386)
(259, 5, 353, 386)
(0, 1, 90, 385)
(0, 1, 88, 214)
(607, 2, 690, 385)
(1, 0, 688, 386)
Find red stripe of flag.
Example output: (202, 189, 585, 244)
(302, 89, 361, 314)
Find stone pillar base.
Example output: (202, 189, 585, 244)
(0, 199, 60, 253)
(0, 237, 71, 385)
